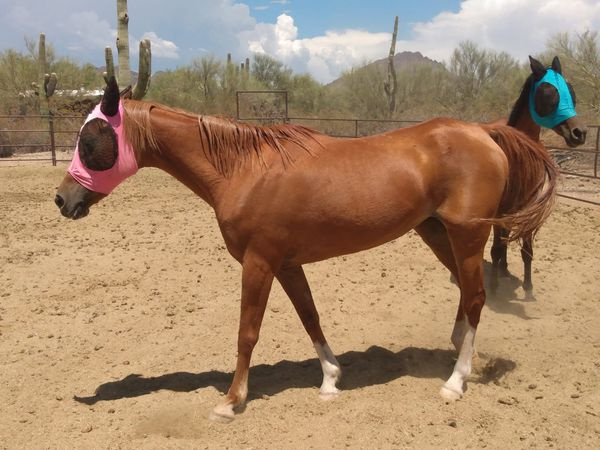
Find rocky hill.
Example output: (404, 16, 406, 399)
(327, 51, 444, 88)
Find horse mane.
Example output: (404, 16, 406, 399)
(122, 100, 320, 177)
(507, 74, 534, 127)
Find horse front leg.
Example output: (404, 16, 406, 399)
(210, 251, 276, 422)
(521, 236, 533, 295)
(277, 265, 341, 399)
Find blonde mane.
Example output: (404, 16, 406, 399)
(122, 100, 319, 177)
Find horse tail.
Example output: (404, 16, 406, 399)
(482, 124, 559, 243)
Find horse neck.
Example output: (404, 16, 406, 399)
(136, 107, 226, 209)
(507, 76, 541, 142)
(510, 107, 541, 142)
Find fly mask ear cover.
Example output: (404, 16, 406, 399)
(529, 69, 577, 129)
(67, 101, 138, 194)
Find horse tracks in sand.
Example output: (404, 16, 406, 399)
(0, 166, 599, 448)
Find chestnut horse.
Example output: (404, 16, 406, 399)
(55, 76, 558, 421)
(490, 56, 586, 294)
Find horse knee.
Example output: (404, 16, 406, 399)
(237, 332, 259, 355)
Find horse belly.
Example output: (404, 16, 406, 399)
(284, 184, 433, 264)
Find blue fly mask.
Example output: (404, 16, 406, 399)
(529, 68, 577, 129)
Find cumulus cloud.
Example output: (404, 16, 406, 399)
(140, 32, 179, 59)
(240, 14, 390, 82)
(237, 0, 600, 83)
(65, 11, 116, 50)
(397, 0, 600, 62)
(2, 0, 600, 81)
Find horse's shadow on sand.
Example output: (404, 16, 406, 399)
(477, 261, 538, 320)
(74, 346, 516, 406)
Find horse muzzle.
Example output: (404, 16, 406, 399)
(555, 118, 587, 148)
(55, 195, 90, 220)
(55, 173, 103, 220)
(565, 126, 587, 148)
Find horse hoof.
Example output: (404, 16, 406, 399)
(439, 386, 462, 402)
(319, 389, 340, 401)
(209, 404, 235, 423)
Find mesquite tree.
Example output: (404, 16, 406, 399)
(103, 0, 152, 99)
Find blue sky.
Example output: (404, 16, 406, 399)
(0, 1, 598, 83)
(244, 0, 462, 38)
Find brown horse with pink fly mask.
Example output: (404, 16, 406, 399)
(489, 56, 586, 295)
(55, 75, 558, 421)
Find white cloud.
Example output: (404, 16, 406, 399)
(2, 0, 600, 82)
(240, 14, 390, 82)
(64, 11, 116, 50)
(398, 0, 600, 62)
(238, 0, 600, 83)
(140, 32, 179, 59)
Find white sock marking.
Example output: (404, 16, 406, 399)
(442, 325, 476, 400)
(314, 342, 341, 396)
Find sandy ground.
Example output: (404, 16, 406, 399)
(0, 165, 599, 449)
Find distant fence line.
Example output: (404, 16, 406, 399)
(1, 112, 599, 206)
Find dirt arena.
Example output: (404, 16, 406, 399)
(1, 165, 599, 449)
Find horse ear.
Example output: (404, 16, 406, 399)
(100, 76, 120, 117)
(551, 56, 562, 74)
(529, 56, 546, 81)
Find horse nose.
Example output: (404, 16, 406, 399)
(54, 194, 65, 209)
(571, 127, 587, 144)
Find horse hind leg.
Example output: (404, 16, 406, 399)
(415, 218, 468, 352)
(439, 222, 491, 401)
(521, 236, 533, 295)
(490, 226, 509, 293)
(277, 265, 341, 399)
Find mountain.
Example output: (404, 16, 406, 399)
(327, 51, 444, 88)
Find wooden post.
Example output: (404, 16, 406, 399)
(594, 126, 599, 178)
(49, 111, 56, 166)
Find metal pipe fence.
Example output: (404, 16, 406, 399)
(0, 113, 85, 165)
(1, 113, 599, 205)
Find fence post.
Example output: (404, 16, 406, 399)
(595, 126, 599, 178)
(48, 111, 56, 166)
(354, 120, 358, 137)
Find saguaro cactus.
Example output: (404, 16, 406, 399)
(383, 16, 399, 118)
(103, 0, 152, 99)
(35, 33, 58, 113)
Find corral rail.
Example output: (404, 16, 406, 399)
(1, 113, 598, 205)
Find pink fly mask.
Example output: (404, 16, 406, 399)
(68, 101, 138, 194)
